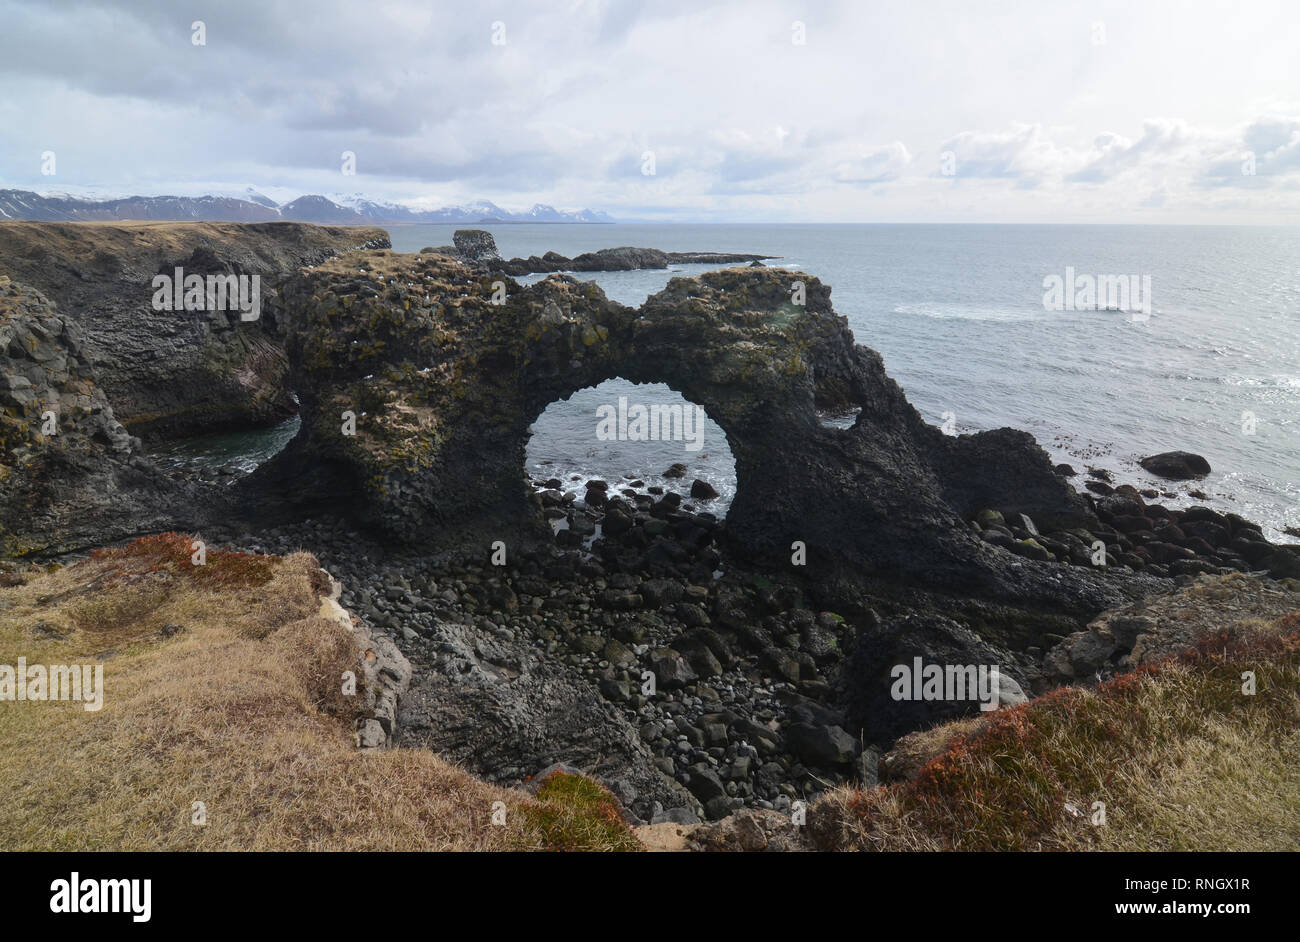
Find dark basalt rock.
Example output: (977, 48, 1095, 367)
(782, 722, 858, 768)
(452, 229, 502, 264)
(0, 279, 195, 555)
(1140, 450, 1211, 480)
(0, 220, 389, 442)
(839, 613, 1028, 747)
(690, 479, 719, 500)
(256, 249, 1145, 615)
(397, 616, 694, 819)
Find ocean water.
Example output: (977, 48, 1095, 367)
(170, 224, 1299, 541)
(149, 415, 301, 475)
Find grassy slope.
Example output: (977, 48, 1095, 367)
(811, 611, 1300, 851)
(0, 534, 637, 852)
(8, 533, 1295, 852)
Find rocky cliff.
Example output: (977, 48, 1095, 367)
(0, 221, 388, 441)
(0, 278, 194, 555)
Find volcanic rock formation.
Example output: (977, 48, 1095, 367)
(0, 221, 389, 441)
(0, 278, 192, 555)
(257, 248, 1141, 614)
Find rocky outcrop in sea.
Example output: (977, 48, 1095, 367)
(419, 229, 774, 275)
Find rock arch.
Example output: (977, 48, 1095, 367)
(256, 249, 1114, 606)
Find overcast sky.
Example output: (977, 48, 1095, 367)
(1, 0, 1297, 222)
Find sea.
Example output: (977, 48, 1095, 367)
(155, 224, 1300, 543)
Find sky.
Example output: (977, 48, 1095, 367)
(0, 0, 1297, 223)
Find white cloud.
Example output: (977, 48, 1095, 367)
(833, 142, 912, 185)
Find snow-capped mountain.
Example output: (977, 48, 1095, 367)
(0, 189, 615, 224)
(241, 188, 280, 210)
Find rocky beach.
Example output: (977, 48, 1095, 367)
(2, 221, 1297, 841)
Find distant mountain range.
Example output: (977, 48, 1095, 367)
(0, 188, 615, 225)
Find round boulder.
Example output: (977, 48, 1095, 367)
(1139, 451, 1211, 480)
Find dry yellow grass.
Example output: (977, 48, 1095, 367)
(0, 534, 638, 851)
(812, 613, 1300, 851)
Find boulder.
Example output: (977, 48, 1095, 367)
(647, 647, 697, 689)
(451, 229, 502, 264)
(1140, 451, 1211, 480)
(782, 722, 857, 768)
(689, 478, 719, 500)
(839, 613, 1029, 747)
(688, 808, 808, 852)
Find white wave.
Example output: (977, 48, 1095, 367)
(890, 303, 1044, 323)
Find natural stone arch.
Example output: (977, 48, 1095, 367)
(260, 255, 840, 544)
(257, 248, 1127, 610)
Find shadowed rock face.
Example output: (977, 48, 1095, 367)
(261, 249, 1116, 608)
(0, 221, 389, 441)
(0, 279, 194, 555)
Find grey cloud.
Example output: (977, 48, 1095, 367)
(0, 0, 1294, 220)
(937, 125, 1047, 182)
(833, 142, 911, 185)
(1201, 116, 1300, 187)
(1065, 120, 1193, 183)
